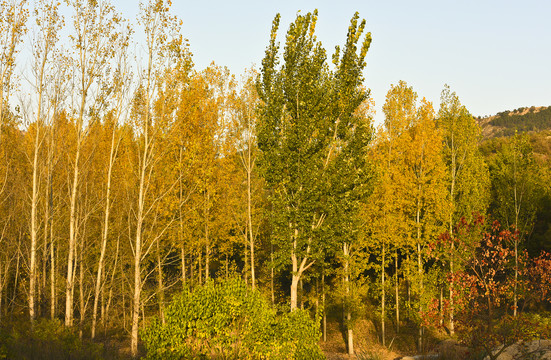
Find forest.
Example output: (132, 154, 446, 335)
(0, 0, 550, 359)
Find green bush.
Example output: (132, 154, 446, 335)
(141, 277, 325, 360)
(0, 318, 107, 360)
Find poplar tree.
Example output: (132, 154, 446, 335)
(366, 80, 417, 345)
(490, 133, 540, 317)
(131, 0, 184, 355)
(405, 96, 448, 351)
(437, 85, 490, 333)
(257, 10, 371, 313)
(27, 0, 62, 324)
(64, 0, 123, 327)
(0, 0, 27, 143)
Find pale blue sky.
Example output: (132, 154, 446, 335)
(76, 1, 551, 124)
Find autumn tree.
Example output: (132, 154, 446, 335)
(364, 81, 417, 345)
(25, 0, 63, 324)
(0, 0, 27, 142)
(64, 0, 124, 327)
(91, 24, 132, 339)
(233, 71, 261, 289)
(130, 0, 185, 355)
(437, 85, 490, 333)
(0, 1, 27, 322)
(426, 217, 551, 359)
(378, 81, 448, 350)
(490, 133, 541, 317)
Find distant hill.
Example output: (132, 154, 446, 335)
(476, 106, 551, 139)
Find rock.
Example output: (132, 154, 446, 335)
(436, 339, 472, 359)
(484, 340, 551, 360)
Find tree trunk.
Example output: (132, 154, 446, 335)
(79, 243, 85, 339)
(395, 249, 400, 333)
(271, 243, 275, 306)
(204, 190, 210, 281)
(180, 246, 186, 286)
(92, 126, 117, 339)
(65, 135, 81, 327)
(450, 246, 455, 334)
(50, 217, 56, 320)
(417, 183, 424, 352)
(198, 250, 202, 285)
(344, 242, 354, 355)
(290, 272, 299, 311)
(449, 133, 456, 335)
(179, 147, 186, 286)
(439, 286, 444, 327)
(247, 158, 255, 289)
(290, 239, 310, 312)
(156, 239, 165, 324)
(29, 125, 40, 323)
(104, 235, 120, 332)
(514, 239, 518, 317)
(381, 241, 386, 347)
(131, 135, 149, 357)
(0, 259, 6, 323)
(322, 272, 326, 342)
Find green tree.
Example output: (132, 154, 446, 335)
(257, 10, 371, 312)
(490, 133, 541, 317)
(437, 85, 490, 333)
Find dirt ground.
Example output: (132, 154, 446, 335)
(321, 320, 402, 360)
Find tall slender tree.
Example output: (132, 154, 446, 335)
(490, 133, 540, 317)
(91, 26, 132, 339)
(0, 0, 27, 143)
(437, 85, 489, 333)
(366, 80, 417, 345)
(65, 0, 123, 327)
(26, 0, 63, 324)
(257, 10, 371, 314)
(131, 0, 184, 355)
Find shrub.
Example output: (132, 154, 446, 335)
(0, 318, 107, 360)
(141, 277, 325, 360)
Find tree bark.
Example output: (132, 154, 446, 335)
(131, 134, 148, 357)
(322, 272, 326, 342)
(156, 239, 165, 324)
(381, 240, 386, 347)
(344, 242, 354, 355)
(92, 124, 117, 339)
(395, 249, 400, 333)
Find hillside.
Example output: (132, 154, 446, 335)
(476, 105, 551, 139)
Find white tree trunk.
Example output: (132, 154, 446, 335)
(92, 126, 117, 339)
(344, 242, 354, 355)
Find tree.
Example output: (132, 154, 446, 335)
(437, 84, 490, 333)
(365, 80, 418, 345)
(490, 133, 541, 317)
(91, 25, 132, 339)
(24, 0, 64, 325)
(426, 217, 551, 360)
(389, 82, 448, 350)
(64, 0, 123, 327)
(130, 0, 184, 355)
(0, 0, 27, 143)
(233, 71, 261, 289)
(257, 10, 372, 313)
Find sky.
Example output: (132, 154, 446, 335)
(42, 0, 551, 125)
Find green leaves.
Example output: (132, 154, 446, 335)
(257, 9, 373, 271)
(141, 278, 324, 360)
